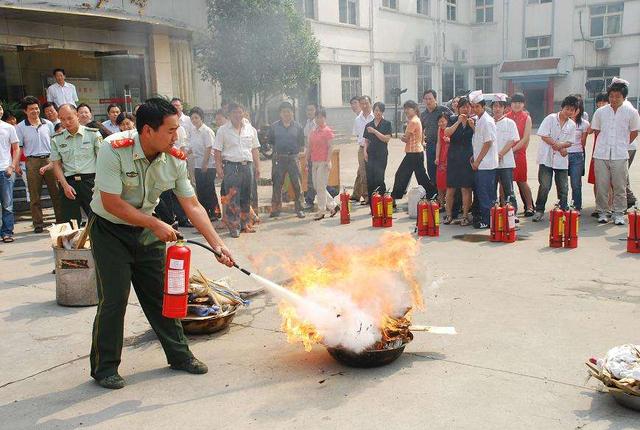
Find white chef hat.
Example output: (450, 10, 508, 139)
(611, 77, 630, 87)
(494, 93, 508, 103)
(469, 90, 484, 104)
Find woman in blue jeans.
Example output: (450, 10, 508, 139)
(567, 99, 590, 211)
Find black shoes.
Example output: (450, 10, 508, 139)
(97, 374, 126, 390)
(170, 357, 208, 374)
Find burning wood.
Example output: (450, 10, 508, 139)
(276, 232, 426, 354)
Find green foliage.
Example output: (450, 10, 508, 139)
(0, 100, 24, 122)
(196, 0, 320, 112)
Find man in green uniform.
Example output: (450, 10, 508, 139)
(50, 104, 103, 226)
(89, 98, 234, 389)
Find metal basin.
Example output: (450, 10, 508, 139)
(181, 306, 238, 335)
(610, 390, 640, 412)
(326, 332, 413, 368)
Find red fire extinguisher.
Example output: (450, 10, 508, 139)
(628, 207, 640, 253)
(490, 202, 505, 242)
(416, 199, 429, 236)
(340, 189, 351, 225)
(502, 199, 517, 243)
(549, 204, 565, 248)
(427, 199, 440, 237)
(163, 241, 191, 319)
(564, 206, 580, 249)
(371, 190, 383, 227)
(383, 193, 394, 228)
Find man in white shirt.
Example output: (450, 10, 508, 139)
(46, 68, 79, 108)
(469, 91, 498, 229)
(591, 78, 640, 225)
(213, 102, 261, 238)
(0, 104, 20, 242)
(189, 107, 220, 220)
(532, 95, 579, 222)
(492, 96, 520, 213)
(101, 104, 121, 134)
(352, 96, 374, 204)
(171, 98, 193, 132)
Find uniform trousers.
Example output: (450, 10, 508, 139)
(89, 216, 193, 380)
(61, 174, 94, 226)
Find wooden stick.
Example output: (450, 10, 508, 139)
(409, 325, 457, 335)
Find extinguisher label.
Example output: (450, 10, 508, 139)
(421, 209, 428, 226)
(169, 259, 184, 270)
(167, 270, 186, 294)
(434, 210, 440, 226)
(387, 203, 393, 217)
(508, 211, 515, 229)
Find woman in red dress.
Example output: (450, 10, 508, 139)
(435, 112, 450, 208)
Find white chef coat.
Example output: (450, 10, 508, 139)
(537, 113, 576, 169)
(568, 119, 590, 153)
(472, 112, 498, 170)
(495, 116, 520, 169)
(591, 102, 640, 160)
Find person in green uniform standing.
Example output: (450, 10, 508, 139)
(50, 104, 103, 226)
(89, 98, 234, 389)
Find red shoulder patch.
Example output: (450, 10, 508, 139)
(169, 147, 187, 161)
(111, 138, 135, 149)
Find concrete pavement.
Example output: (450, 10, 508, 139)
(0, 136, 639, 429)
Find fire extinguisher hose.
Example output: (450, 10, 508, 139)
(175, 233, 252, 277)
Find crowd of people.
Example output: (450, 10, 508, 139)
(0, 67, 639, 244)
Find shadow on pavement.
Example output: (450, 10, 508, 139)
(573, 389, 638, 430)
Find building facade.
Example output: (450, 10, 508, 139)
(0, 0, 217, 120)
(298, 0, 640, 129)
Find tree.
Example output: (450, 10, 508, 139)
(196, 0, 320, 124)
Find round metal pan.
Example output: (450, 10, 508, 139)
(325, 332, 413, 368)
(181, 306, 238, 335)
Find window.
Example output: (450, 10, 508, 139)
(446, 0, 457, 21)
(474, 67, 493, 93)
(339, 0, 358, 25)
(382, 0, 397, 9)
(528, 0, 552, 4)
(296, 0, 316, 19)
(417, 0, 429, 15)
(586, 67, 620, 91)
(525, 35, 552, 58)
(384, 63, 401, 104)
(475, 0, 493, 23)
(590, 3, 623, 37)
(417, 63, 432, 101)
(341, 65, 362, 105)
(442, 67, 467, 102)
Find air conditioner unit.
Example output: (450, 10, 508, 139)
(454, 48, 468, 63)
(594, 38, 612, 50)
(415, 40, 432, 62)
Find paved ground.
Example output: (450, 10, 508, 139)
(1, 136, 639, 429)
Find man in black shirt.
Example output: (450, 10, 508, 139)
(269, 102, 306, 219)
(420, 89, 452, 188)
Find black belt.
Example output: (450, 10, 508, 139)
(95, 215, 144, 233)
(66, 173, 95, 181)
(274, 152, 299, 157)
(223, 160, 252, 166)
(27, 155, 50, 159)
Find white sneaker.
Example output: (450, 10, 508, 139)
(598, 214, 609, 224)
(532, 211, 544, 222)
(613, 214, 626, 225)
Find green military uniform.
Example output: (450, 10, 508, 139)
(50, 125, 102, 225)
(89, 131, 196, 381)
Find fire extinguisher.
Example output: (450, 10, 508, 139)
(427, 199, 440, 237)
(371, 190, 383, 228)
(628, 207, 640, 253)
(490, 202, 505, 242)
(564, 205, 580, 249)
(502, 198, 517, 244)
(162, 241, 191, 319)
(416, 199, 429, 236)
(383, 193, 394, 228)
(340, 189, 351, 225)
(549, 203, 565, 248)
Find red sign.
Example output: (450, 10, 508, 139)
(99, 97, 132, 104)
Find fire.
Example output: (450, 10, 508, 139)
(278, 232, 424, 352)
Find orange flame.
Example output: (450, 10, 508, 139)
(278, 232, 423, 352)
